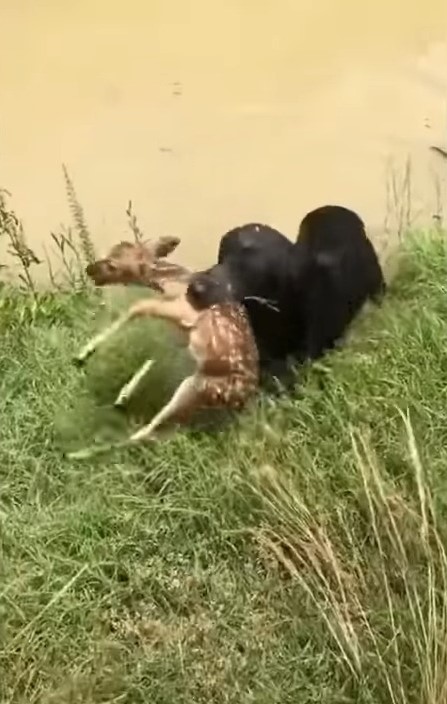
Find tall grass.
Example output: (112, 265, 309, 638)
(62, 164, 96, 268)
(0, 167, 98, 292)
(1, 178, 447, 701)
(0, 188, 41, 293)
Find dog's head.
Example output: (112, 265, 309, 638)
(215, 224, 298, 303)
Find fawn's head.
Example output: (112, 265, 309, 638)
(86, 237, 190, 292)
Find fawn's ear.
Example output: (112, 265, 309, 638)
(150, 236, 181, 258)
(151, 260, 191, 280)
(146, 260, 192, 296)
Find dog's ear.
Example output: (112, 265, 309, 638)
(312, 252, 344, 289)
(314, 251, 338, 269)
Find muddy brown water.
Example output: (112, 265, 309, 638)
(1, 1, 447, 279)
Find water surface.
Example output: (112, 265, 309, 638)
(1, 1, 447, 272)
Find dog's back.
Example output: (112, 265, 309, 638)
(287, 204, 387, 361)
(296, 204, 386, 302)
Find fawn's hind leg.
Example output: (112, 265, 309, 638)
(115, 359, 154, 407)
(129, 375, 199, 442)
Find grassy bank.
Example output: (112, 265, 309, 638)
(2, 216, 447, 702)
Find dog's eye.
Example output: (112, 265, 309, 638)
(239, 236, 255, 250)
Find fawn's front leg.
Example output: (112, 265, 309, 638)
(129, 375, 199, 442)
(75, 310, 131, 365)
(75, 297, 197, 366)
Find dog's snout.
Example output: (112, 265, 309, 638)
(187, 265, 236, 309)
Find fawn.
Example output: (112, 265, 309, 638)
(72, 238, 259, 449)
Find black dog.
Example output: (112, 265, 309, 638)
(189, 223, 295, 375)
(187, 205, 386, 385)
(291, 205, 386, 361)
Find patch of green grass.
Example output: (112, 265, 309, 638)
(2, 230, 447, 703)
